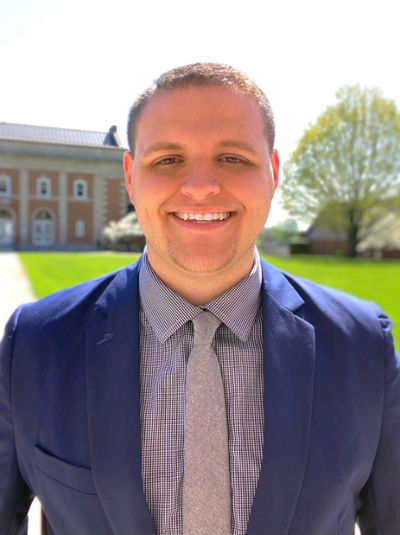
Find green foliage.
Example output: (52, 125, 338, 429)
(19, 252, 399, 351)
(262, 218, 299, 244)
(282, 86, 400, 255)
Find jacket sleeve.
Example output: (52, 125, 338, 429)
(0, 307, 34, 535)
(357, 312, 400, 535)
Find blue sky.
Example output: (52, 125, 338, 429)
(0, 0, 398, 226)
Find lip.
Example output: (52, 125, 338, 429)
(169, 212, 236, 231)
(170, 208, 234, 213)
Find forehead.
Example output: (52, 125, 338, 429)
(135, 86, 267, 153)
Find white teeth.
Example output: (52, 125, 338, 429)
(175, 211, 231, 222)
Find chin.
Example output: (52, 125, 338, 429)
(168, 245, 237, 275)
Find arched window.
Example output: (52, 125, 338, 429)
(0, 174, 11, 196)
(36, 177, 51, 198)
(73, 178, 87, 200)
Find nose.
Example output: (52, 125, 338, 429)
(180, 161, 221, 199)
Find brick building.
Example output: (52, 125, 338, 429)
(305, 225, 350, 255)
(0, 122, 128, 249)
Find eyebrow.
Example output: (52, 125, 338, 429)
(142, 142, 186, 157)
(142, 139, 258, 158)
(216, 140, 257, 155)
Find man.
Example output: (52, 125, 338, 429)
(0, 63, 398, 535)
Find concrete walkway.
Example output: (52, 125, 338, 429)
(0, 250, 41, 535)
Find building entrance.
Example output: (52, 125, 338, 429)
(33, 211, 54, 246)
(0, 210, 14, 244)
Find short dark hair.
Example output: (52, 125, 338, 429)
(127, 63, 275, 157)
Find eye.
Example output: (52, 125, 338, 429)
(219, 155, 245, 164)
(156, 156, 182, 165)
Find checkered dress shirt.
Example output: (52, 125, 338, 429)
(138, 249, 264, 535)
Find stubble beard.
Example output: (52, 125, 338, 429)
(166, 240, 238, 276)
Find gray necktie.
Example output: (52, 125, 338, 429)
(183, 311, 232, 535)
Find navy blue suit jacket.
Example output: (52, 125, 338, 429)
(0, 258, 399, 535)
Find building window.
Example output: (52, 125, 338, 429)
(73, 179, 87, 200)
(36, 177, 51, 198)
(0, 174, 11, 196)
(75, 220, 85, 237)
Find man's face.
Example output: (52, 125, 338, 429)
(124, 86, 279, 276)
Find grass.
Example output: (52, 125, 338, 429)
(261, 254, 399, 350)
(19, 251, 399, 350)
(19, 252, 141, 299)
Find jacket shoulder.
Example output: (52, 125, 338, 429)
(15, 259, 141, 331)
(280, 269, 391, 347)
(260, 258, 388, 341)
(283, 270, 381, 316)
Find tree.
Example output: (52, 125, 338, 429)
(282, 86, 400, 256)
(263, 218, 299, 244)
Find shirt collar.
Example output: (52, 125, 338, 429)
(139, 248, 262, 343)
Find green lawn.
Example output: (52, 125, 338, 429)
(19, 252, 399, 350)
(262, 255, 399, 350)
(19, 252, 141, 299)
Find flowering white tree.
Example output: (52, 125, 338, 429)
(282, 86, 400, 256)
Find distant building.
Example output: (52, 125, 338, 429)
(257, 234, 290, 258)
(0, 121, 128, 249)
(304, 225, 350, 256)
(300, 215, 400, 258)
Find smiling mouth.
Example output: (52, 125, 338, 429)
(173, 211, 232, 223)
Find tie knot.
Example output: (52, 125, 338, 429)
(192, 311, 221, 347)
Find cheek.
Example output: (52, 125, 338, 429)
(132, 174, 172, 220)
(130, 173, 152, 207)
(257, 172, 275, 201)
(237, 173, 272, 207)
(243, 178, 274, 228)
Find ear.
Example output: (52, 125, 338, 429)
(271, 149, 279, 192)
(123, 151, 134, 203)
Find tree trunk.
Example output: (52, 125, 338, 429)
(348, 226, 359, 257)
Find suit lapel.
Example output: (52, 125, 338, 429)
(85, 261, 156, 535)
(84, 258, 314, 535)
(246, 261, 316, 535)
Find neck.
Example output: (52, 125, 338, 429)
(146, 246, 255, 306)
